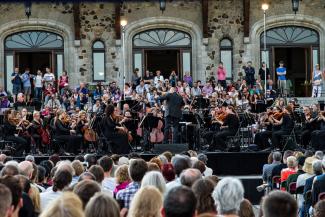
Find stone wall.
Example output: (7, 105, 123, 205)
(206, 0, 244, 80)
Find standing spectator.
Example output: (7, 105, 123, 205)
(244, 61, 255, 88)
(131, 68, 141, 89)
(259, 62, 270, 90)
(21, 68, 32, 102)
(116, 159, 148, 209)
(262, 191, 297, 217)
(217, 62, 227, 89)
(183, 71, 193, 87)
(43, 67, 55, 87)
(312, 64, 322, 97)
(58, 70, 69, 92)
(143, 70, 153, 84)
(154, 70, 164, 87)
(162, 186, 197, 217)
(169, 70, 178, 87)
(11, 67, 22, 102)
(276, 60, 287, 95)
(34, 70, 43, 100)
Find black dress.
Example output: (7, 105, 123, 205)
(54, 119, 82, 154)
(3, 121, 27, 156)
(101, 116, 130, 154)
(271, 114, 294, 149)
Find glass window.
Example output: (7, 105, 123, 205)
(6, 55, 14, 93)
(133, 29, 191, 48)
(313, 49, 319, 69)
(182, 51, 191, 75)
(220, 38, 233, 78)
(261, 50, 270, 68)
(260, 26, 319, 46)
(92, 40, 105, 81)
(5, 31, 63, 49)
(134, 53, 142, 76)
(56, 54, 63, 78)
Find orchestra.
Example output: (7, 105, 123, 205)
(4, 86, 325, 156)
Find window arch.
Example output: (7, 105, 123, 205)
(92, 40, 105, 81)
(220, 38, 233, 79)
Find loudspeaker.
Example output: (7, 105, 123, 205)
(152, 143, 188, 154)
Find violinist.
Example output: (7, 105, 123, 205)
(54, 112, 82, 154)
(271, 106, 294, 149)
(203, 106, 225, 145)
(209, 106, 240, 151)
(76, 111, 90, 152)
(311, 110, 325, 150)
(254, 107, 274, 150)
(2, 109, 27, 156)
(101, 104, 130, 154)
(300, 106, 317, 148)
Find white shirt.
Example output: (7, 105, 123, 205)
(102, 177, 116, 196)
(166, 177, 181, 193)
(34, 75, 43, 88)
(154, 75, 164, 85)
(40, 189, 62, 211)
(204, 166, 213, 176)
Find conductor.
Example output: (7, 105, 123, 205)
(159, 87, 184, 143)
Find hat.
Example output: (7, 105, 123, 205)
(303, 157, 316, 175)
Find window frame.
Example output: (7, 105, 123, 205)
(92, 40, 106, 82)
(219, 38, 233, 80)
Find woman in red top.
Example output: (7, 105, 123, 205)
(59, 70, 69, 91)
(280, 156, 297, 190)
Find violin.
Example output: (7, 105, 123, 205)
(272, 112, 284, 120)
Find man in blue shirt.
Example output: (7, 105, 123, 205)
(276, 61, 287, 96)
(21, 68, 32, 102)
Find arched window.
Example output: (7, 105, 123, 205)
(220, 38, 233, 79)
(92, 40, 105, 81)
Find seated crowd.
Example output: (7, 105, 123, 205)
(0, 149, 324, 217)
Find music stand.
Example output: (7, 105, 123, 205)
(139, 113, 160, 152)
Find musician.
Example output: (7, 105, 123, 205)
(29, 111, 46, 153)
(254, 107, 273, 150)
(209, 106, 240, 151)
(54, 111, 82, 154)
(158, 87, 185, 143)
(271, 106, 294, 149)
(311, 111, 325, 150)
(3, 109, 27, 156)
(300, 106, 317, 148)
(101, 104, 130, 154)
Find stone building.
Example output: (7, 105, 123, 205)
(0, 0, 324, 97)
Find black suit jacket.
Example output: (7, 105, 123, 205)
(312, 174, 325, 205)
(159, 92, 184, 119)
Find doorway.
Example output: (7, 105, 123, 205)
(274, 47, 311, 97)
(16, 52, 51, 74)
(145, 50, 179, 79)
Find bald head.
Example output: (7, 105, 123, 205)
(18, 161, 33, 178)
(180, 168, 202, 187)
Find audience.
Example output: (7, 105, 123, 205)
(1, 149, 325, 217)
